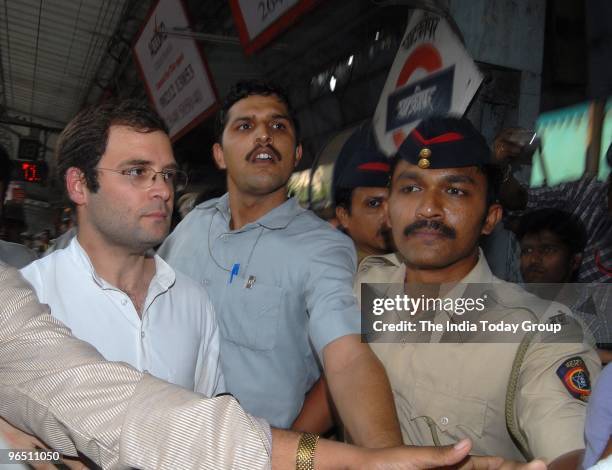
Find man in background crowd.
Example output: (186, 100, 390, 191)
(516, 208, 586, 284)
(332, 122, 393, 264)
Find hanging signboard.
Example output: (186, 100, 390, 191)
(133, 0, 217, 141)
(373, 10, 483, 156)
(230, 0, 321, 55)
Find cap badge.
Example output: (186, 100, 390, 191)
(417, 148, 432, 169)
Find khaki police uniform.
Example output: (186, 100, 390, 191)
(355, 251, 601, 461)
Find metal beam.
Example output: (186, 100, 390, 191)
(0, 117, 63, 133)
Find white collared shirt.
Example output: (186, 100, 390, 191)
(20, 237, 224, 397)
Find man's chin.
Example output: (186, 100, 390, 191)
(403, 256, 455, 271)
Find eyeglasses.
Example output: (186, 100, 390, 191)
(96, 166, 188, 191)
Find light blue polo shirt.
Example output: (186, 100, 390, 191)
(159, 194, 361, 427)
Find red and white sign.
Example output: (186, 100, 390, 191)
(230, 0, 321, 55)
(373, 10, 482, 156)
(133, 0, 217, 140)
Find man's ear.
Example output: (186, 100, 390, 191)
(294, 144, 303, 168)
(481, 203, 503, 235)
(336, 205, 350, 230)
(212, 143, 227, 170)
(65, 168, 88, 206)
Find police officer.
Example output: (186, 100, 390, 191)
(332, 122, 392, 264)
(356, 116, 601, 465)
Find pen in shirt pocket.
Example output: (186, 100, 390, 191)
(229, 263, 240, 284)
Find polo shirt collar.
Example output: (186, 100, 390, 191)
(212, 192, 305, 230)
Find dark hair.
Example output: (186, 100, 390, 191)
(215, 80, 300, 143)
(515, 208, 587, 255)
(334, 187, 354, 213)
(55, 99, 168, 195)
(389, 155, 502, 206)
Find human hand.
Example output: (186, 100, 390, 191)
(358, 441, 547, 470)
(359, 439, 474, 469)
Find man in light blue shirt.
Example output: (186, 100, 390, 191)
(159, 80, 402, 447)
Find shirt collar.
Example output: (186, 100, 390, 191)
(211, 193, 305, 230)
(459, 248, 498, 284)
(68, 236, 175, 292)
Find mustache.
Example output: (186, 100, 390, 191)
(246, 144, 282, 162)
(403, 220, 456, 239)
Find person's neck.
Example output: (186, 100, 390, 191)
(227, 185, 288, 230)
(404, 249, 479, 285)
(76, 229, 155, 309)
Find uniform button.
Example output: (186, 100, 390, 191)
(141, 331, 145, 339)
(440, 416, 449, 426)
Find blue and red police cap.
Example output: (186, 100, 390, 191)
(332, 122, 390, 202)
(397, 116, 492, 170)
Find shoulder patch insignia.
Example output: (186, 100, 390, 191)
(556, 356, 591, 401)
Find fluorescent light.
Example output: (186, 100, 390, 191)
(329, 75, 337, 91)
(347, 55, 354, 66)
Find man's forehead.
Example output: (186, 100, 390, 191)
(102, 125, 174, 164)
(227, 94, 289, 119)
(393, 160, 484, 181)
(354, 186, 389, 198)
(521, 229, 566, 245)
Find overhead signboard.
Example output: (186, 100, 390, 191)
(133, 0, 217, 141)
(373, 10, 483, 156)
(230, 0, 321, 55)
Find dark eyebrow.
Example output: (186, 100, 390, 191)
(119, 159, 152, 167)
(119, 159, 177, 170)
(444, 174, 477, 185)
(231, 114, 291, 123)
(230, 116, 252, 125)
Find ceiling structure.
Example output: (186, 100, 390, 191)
(0, 0, 417, 190)
(0, 0, 412, 128)
(0, 0, 150, 128)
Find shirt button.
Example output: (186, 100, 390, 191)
(121, 299, 128, 306)
(203, 279, 209, 285)
(141, 331, 145, 339)
(143, 369, 149, 374)
(440, 416, 449, 426)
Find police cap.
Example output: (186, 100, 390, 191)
(332, 122, 390, 203)
(397, 116, 491, 170)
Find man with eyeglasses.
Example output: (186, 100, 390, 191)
(17, 99, 224, 397)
